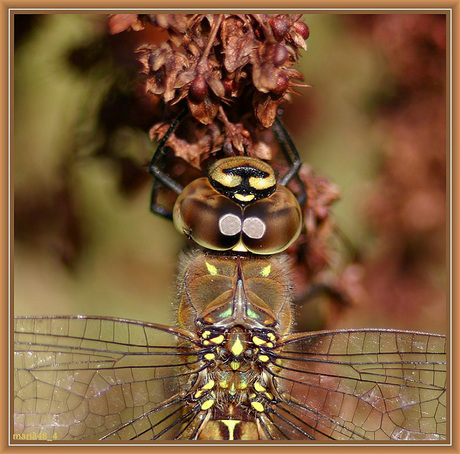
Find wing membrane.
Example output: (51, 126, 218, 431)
(14, 318, 447, 441)
(14, 316, 202, 440)
(263, 329, 446, 440)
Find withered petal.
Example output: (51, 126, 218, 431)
(187, 95, 219, 125)
(253, 91, 283, 128)
(206, 74, 225, 98)
(109, 14, 144, 34)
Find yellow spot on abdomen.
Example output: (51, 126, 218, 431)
(221, 420, 240, 440)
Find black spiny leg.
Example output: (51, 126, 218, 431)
(273, 116, 307, 206)
(149, 109, 188, 219)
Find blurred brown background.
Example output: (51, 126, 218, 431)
(13, 13, 448, 334)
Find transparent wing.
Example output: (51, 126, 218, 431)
(14, 316, 203, 441)
(262, 329, 447, 441)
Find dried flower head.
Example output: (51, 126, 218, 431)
(110, 13, 309, 168)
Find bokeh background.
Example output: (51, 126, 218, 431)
(13, 13, 448, 335)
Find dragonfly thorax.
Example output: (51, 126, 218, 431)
(181, 325, 279, 440)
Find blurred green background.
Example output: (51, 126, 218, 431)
(13, 13, 447, 334)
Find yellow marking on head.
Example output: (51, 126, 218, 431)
(249, 175, 276, 190)
(251, 401, 265, 412)
(229, 383, 236, 396)
(230, 361, 240, 370)
(266, 342, 274, 348)
(221, 420, 240, 441)
(254, 382, 266, 393)
(264, 392, 273, 400)
(267, 333, 276, 342)
(201, 399, 215, 410)
(204, 353, 216, 361)
(252, 336, 266, 346)
(237, 381, 248, 390)
(234, 193, 255, 202)
(202, 380, 215, 390)
(203, 340, 210, 346)
(215, 172, 242, 188)
(219, 380, 229, 389)
(231, 241, 249, 252)
(261, 264, 271, 277)
(258, 355, 270, 363)
(205, 262, 218, 275)
(202, 331, 211, 339)
(210, 334, 225, 344)
(231, 337, 244, 356)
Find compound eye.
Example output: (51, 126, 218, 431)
(243, 185, 302, 254)
(173, 178, 243, 251)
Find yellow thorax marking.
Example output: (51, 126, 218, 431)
(231, 337, 244, 356)
(250, 401, 265, 412)
(194, 390, 204, 399)
(258, 354, 270, 363)
(230, 361, 240, 370)
(204, 353, 216, 361)
(194, 380, 215, 399)
(219, 379, 229, 389)
(252, 336, 266, 346)
(254, 382, 266, 392)
(261, 264, 271, 277)
(210, 334, 225, 344)
(205, 262, 218, 275)
(201, 399, 215, 410)
(202, 380, 215, 390)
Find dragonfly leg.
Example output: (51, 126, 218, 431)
(149, 109, 188, 219)
(273, 115, 307, 206)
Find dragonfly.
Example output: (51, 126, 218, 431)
(13, 117, 447, 442)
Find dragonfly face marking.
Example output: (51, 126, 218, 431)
(208, 157, 277, 204)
